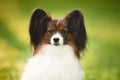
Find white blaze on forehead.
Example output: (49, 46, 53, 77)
(50, 33, 63, 45)
(56, 19, 62, 26)
(57, 20, 60, 26)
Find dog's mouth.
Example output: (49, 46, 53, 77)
(54, 43, 60, 46)
(49, 41, 61, 46)
(49, 40, 64, 46)
(50, 34, 64, 46)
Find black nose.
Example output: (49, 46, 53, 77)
(53, 38, 59, 43)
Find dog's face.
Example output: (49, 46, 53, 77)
(29, 9, 87, 56)
(45, 20, 68, 46)
(44, 19, 74, 46)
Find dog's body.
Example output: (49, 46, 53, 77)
(21, 45, 84, 80)
(21, 9, 87, 80)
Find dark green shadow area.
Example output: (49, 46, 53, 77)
(0, 20, 28, 53)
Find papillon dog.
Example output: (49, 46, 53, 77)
(21, 8, 87, 80)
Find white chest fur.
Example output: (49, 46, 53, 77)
(21, 45, 84, 80)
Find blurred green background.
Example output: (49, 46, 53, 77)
(0, 0, 120, 80)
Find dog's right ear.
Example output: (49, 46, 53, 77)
(65, 9, 87, 54)
(29, 8, 51, 49)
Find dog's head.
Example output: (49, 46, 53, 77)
(29, 8, 87, 57)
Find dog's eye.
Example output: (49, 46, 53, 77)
(61, 29, 67, 34)
(47, 29, 53, 34)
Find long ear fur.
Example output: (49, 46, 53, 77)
(29, 8, 51, 49)
(65, 9, 87, 52)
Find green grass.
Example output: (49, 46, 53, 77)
(0, 0, 120, 80)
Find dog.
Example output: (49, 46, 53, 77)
(21, 8, 87, 80)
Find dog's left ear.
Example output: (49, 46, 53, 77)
(65, 9, 87, 52)
(29, 8, 51, 49)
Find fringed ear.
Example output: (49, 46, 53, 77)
(65, 9, 87, 52)
(29, 8, 51, 49)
